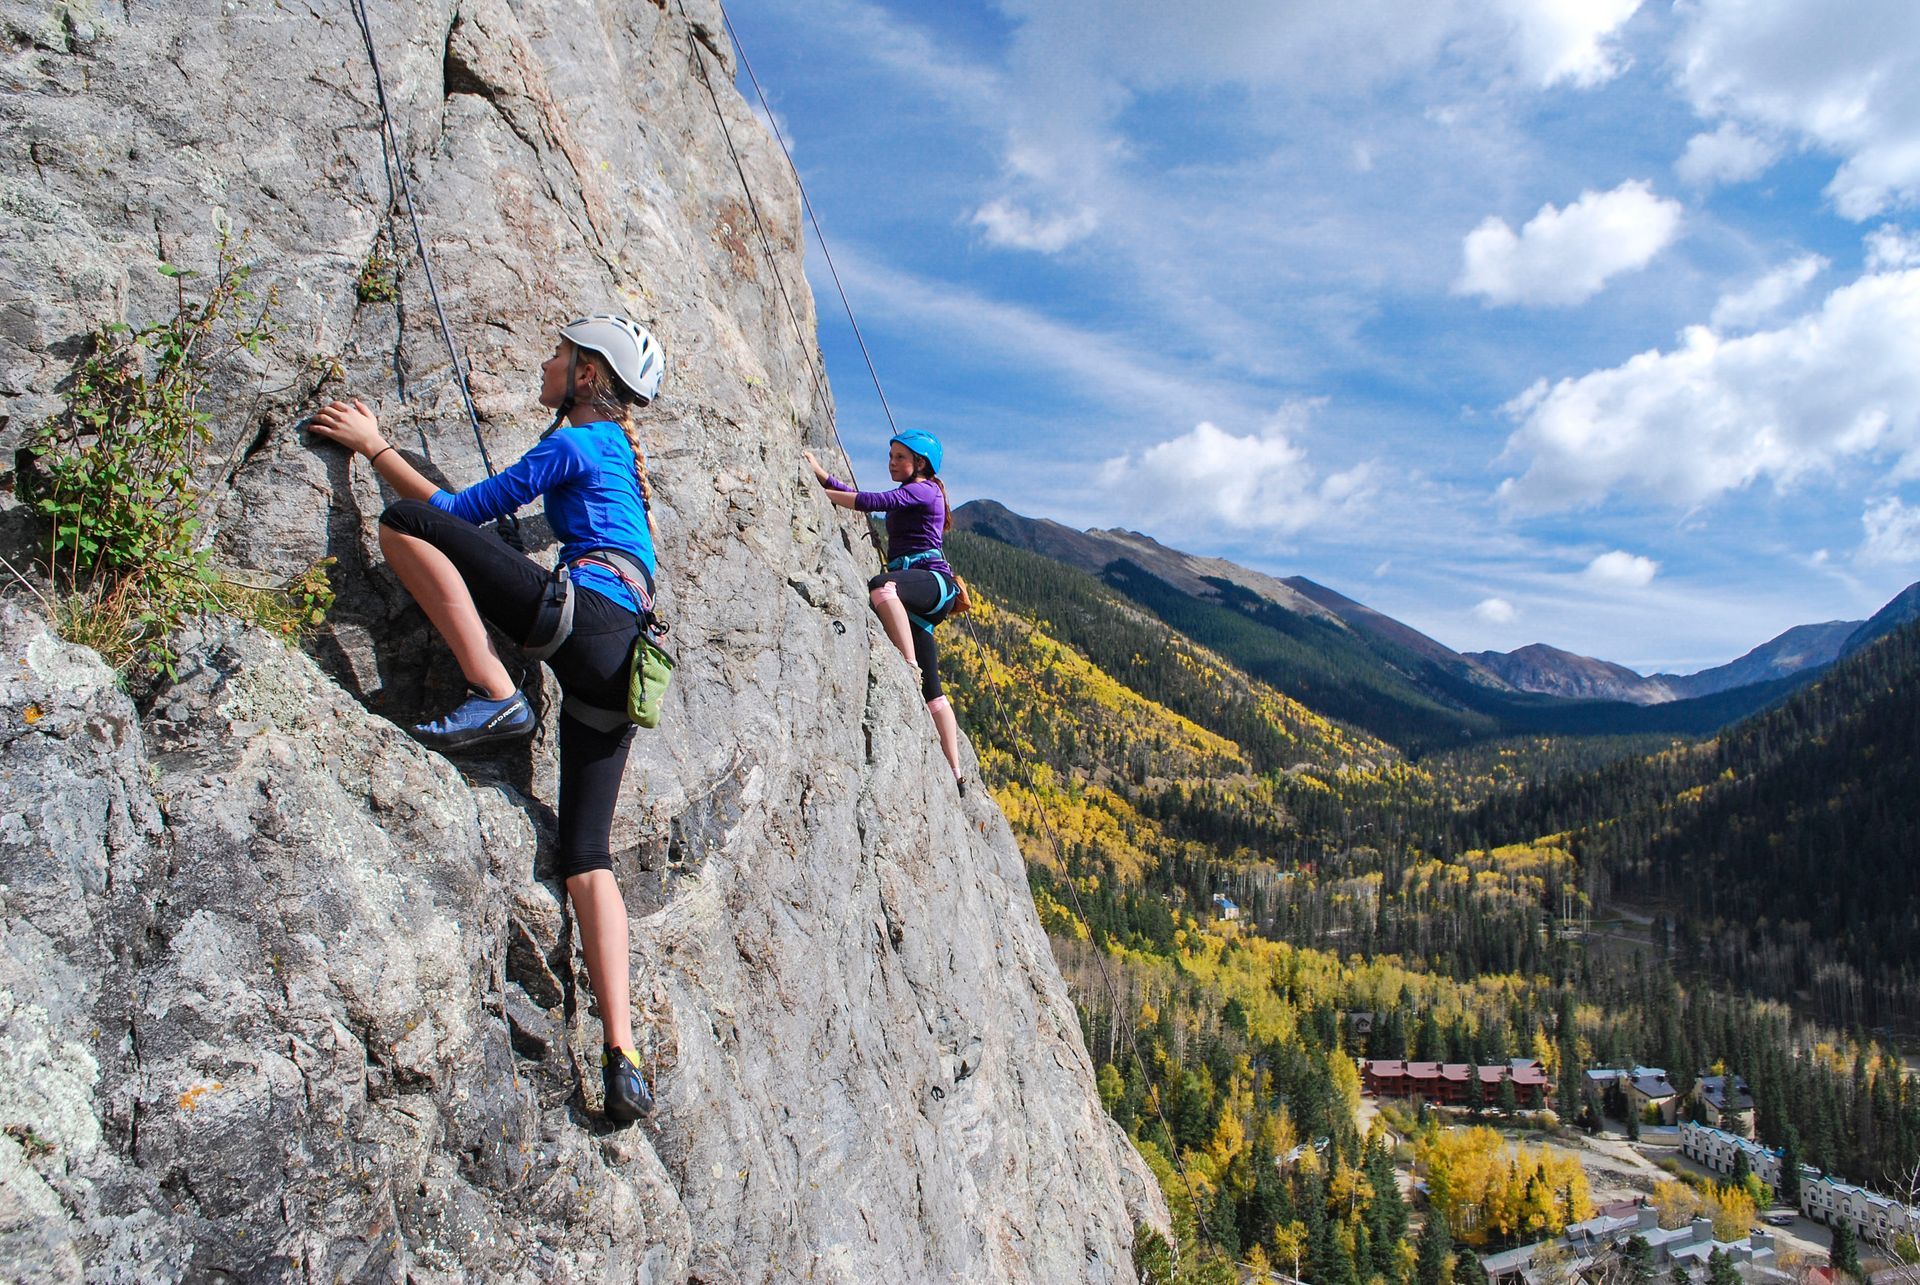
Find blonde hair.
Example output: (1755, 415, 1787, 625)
(576, 349, 658, 544)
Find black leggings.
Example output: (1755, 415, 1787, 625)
(381, 499, 639, 879)
(869, 568, 949, 701)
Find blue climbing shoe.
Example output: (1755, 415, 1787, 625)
(411, 688, 534, 752)
(602, 1046, 653, 1122)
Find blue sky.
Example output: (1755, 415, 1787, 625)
(722, 0, 1920, 673)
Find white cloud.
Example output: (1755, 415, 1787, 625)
(1710, 254, 1826, 332)
(1019, 0, 1642, 94)
(1475, 596, 1519, 624)
(838, 249, 1256, 416)
(1499, 268, 1920, 511)
(1096, 407, 1370, 536)
(1861, 496, 1920, 564)
(1497, 0, 1645, 90)
(1866, 225, 1920, 271)
(1674, 122, 1779, 188)
(970, 199, 1100, 253)
(1673, 0, 1920, 219)
(1584, 549, 1659, 587)
(1456, 180, 1684, 307)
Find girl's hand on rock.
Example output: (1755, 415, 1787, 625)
(308, 398, 385, 458)
(803, 450, 830, 484)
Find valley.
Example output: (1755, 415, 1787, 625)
(942, 505, 1920, 1280)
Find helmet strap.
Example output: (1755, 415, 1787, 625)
(546, 348, 579, 436)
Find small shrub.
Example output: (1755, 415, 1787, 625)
(23, 228, 333, 673)
(355, 236, 398, 304)
(4, 1124, 53, 1160)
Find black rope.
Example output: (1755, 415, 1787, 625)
(722, 7, 900, 439)
(709, 8, 1212, 1256)
(347, 0, 496, 480)
(675, 1, 885, 566)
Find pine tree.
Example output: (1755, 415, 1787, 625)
(1831, 1221, 1863, 1280)
(1779, 1129, 1802, 1207)
(1417, 1210, 1452, 1285)
(1707, 1249, 1741, 1285)
(1620, 1234, 1655, 1283)
(1453, 1246, 1490, 1285)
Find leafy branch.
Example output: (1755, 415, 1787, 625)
(21, 228, 333, 673)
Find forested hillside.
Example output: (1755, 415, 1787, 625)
(1466, 618, 1920, 1027)
(940, 530, 1920, 1276)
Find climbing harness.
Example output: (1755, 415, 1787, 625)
(521, 547, 673, 732)
(886, 549, 963, 632)
(704, 11, 1211, 1255)
(522, 548, 655, 661)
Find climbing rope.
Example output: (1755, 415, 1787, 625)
(347, 0, 498, 481)
(347, 0, 1214, 1249)
(675, 0, 886, 567)
(702, 10, 1214, 1255)
(721, 7, 901, 439)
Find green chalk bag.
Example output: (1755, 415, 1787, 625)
(627, 632, 675, 729)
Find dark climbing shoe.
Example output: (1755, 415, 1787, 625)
(602, 1046, 653, 1122)
(411, 688, 534, 752)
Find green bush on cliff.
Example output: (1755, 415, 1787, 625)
(22, 229, 332, 673)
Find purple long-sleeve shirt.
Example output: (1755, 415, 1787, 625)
(827, 475, 951, 576)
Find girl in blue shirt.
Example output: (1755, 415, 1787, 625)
(308, 315, 661, 1123)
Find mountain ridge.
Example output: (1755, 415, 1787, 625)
(954, 498, 1914, 720)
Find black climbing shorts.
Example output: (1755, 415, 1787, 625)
(380, 498, 639, 880)
(869, 568, 949, 702)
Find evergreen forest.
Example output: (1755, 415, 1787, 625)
(942, 525, 1920, 1280)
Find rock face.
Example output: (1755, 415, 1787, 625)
(1464, 643, 1680, 706)
(1652, 620, 1859, 699)
(0, 1, 1161, 1280)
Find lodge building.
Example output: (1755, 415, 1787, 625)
(1360, 1058, 1552, 1109)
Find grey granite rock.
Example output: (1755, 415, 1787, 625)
(0, 0, 1164, 1279)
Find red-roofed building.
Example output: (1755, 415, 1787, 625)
(1361, 1058, 1551, 1109)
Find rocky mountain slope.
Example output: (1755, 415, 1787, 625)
(1839, 580, 1920, 658)
(1464, 642, 1681, 705)
(1652, 620, 1860, 698)
(0, 1, 1160, 1279)
(953, 500, 1821, 748)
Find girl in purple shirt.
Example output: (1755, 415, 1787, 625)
(805, 430, 965, 790)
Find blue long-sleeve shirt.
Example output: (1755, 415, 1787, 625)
(432, 421, 655, 612)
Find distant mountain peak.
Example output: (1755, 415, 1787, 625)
(953, 499, 1901, 734)
(1466, 643, 1679, 705)
(1840, 581, 1920, 658)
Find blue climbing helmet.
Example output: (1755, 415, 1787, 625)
(890, 429, 942, 475)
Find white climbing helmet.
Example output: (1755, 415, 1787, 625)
(560, 314, 664, 404)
